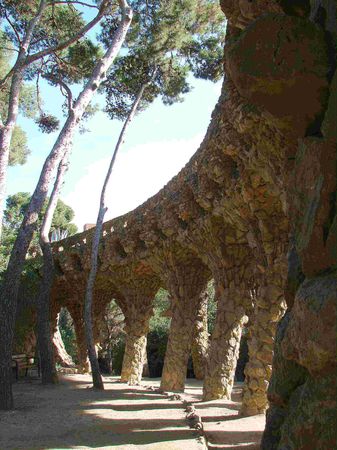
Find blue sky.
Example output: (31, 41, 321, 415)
(8, 75, 222, 230)
(5, 3, 223, 230)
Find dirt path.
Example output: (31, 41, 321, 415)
(0, 375, 204, 450)
(184, 381, 265, 449)
(0, 375, 264, 450)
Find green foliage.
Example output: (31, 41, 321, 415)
(56, 285, 218, 377)
(0, 192, 77, 272)
(64, 39, 104, 83)
(0, 41, 37, 165)
(0, 0, 107, 146)
(8, 126, 30, 166)
(95, 300, 125, 374)
(58, 308, 78, 364)
(149, 288, 171, 333)
(35, 114, 60, 134)
(147, 289, 170, 377)
(0, 1, 87, 60)
(102, 0, 226, 120)
(181, 36, 224, 81)
(19, 84, 39, 120)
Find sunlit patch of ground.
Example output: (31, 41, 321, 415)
(184, 381, 265, 450)
(0, 375, 264, 450)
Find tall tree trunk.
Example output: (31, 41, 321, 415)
(84, 82, 147, 389)
(37, 153, 69, 384)
(0, 0, 108, 236)
(0, 0, 48, 239)
(0, 1, 132, 409)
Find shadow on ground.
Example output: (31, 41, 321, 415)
(0, 375, 202, 450)
(0, 375, 264, 450)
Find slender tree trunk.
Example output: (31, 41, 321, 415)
(0, 2, 132, 409)
(0, 0, 47, 239)
(0, 69, 24, 238)
(84, 83, 147, 389)
(0, 0, 108, 236)
(37, 153, 69, 384)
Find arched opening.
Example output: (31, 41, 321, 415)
(54, 307, 77, 368)
(95, 299, 125, 375)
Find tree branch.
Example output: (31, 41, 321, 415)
(3, 10, 22, 46)
(36, 72, 43, 115)
(51, 1, 99, 9)
(26, 0, 111, 65)
(0, 46, 19, 53)
(0, 0, 48, 88)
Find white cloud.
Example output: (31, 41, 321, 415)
(64, 134, 203, 230)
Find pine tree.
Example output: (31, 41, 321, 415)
(0, 0, 132, 409)
(85, 0, 226, 388)
(0, 0, 110, 238)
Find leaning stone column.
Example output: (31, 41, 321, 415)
(52, 313, 75, 368)
(160, 297, 195, 391)
(120, 305, 153, 384)
(203, 277, 247, 401)
(157, 252, 209, 392)
(182, 219, 253, 401)
(113, 268, 160, 385)
(67, 303, 89, 373)
(241, 259, 287, 416)
(191, 290, 209, 380)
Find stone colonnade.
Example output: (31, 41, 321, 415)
(45, 2, 336, 448)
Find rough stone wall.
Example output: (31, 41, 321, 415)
(47, 1, 336, 447)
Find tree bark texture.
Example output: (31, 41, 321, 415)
(36, 154, 69, 385)
(0, 1, 132, 408)
(0, 0, 47, 238)
(0, 0, 106, 237)
(84, 81, 145, 390)
(203, 283, 246, 401)
(191, 290, 209, 380)
(36, 247, 58, 384)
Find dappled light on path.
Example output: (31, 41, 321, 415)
(0, 375, 202, 450)
(184, 381, 265, 450)
(0, 375, 265, 449)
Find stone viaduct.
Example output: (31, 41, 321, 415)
(49, 1, 336, 448)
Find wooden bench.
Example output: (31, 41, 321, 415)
(12, 354, 40, 380)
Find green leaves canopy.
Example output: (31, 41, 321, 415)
(102, 0, 226, 120)
(0, 192, 77, 272)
